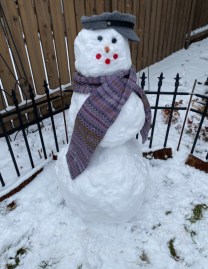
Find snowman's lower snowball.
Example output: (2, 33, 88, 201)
(56, 138, 149, 223)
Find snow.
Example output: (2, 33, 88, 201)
(191, 24, 208, 37)
(1, 37, 208, 268)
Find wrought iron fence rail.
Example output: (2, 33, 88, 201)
(0, 106, 68, 139)
(190, 108, 208, 117)
(145, 91, 190, 96)
(0, 94, 61, 119)
(150, 106, 187, 110)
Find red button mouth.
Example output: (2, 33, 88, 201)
(105, 59, 110, 64)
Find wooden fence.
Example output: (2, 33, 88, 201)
(192, 0, 208, 31)
(0, 0, 206, 135)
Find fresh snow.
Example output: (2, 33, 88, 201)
(191, 24, 208, 37)
(0, 38, 208, 268)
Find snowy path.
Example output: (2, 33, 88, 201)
(0, 147, 208, 269)
(0, 38, 208, 268)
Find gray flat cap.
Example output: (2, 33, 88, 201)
(81, 11, 140, 42)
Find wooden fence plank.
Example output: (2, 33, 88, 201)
(152, 0, 162, 64)
(118, 0, 125, 13)
(170, 0, 180, 54)
(85, 0, 95, 17)
(49, 0, 70, 85)
(125, 0, 132, 61)
(180, 0, 192, 50)
(0, 120, 14, 134)
(205, 0, 208, 26)
(74, 0, 85, 33)
(125, 0, 133, 15)
(192, 0, 203, 31)
(142, 0, 151, 69)
(161, 0, 172, 61)
(18, 0, 46, 95)
(96, 0, 104, 15)
(173, 0, 183, 53)
(165, 0, 177, 57)
(62, 0, 77, 77)
(156, 0, 168, 63)
(174, 0, 185, 52)
(202, 0, 208, 27)
(33, 0, 59, 90)
(136, 0, 145, 71)
(186, 0, 197, 49)
(0, 20, 20, 106)
(199, 0, 206, 28)
(112, 0, 118, 11)
(131, 0, 138, 69)
(105, 0, 112, 12)
(148, 0, 157, 66)
(1, 0, 34, 100)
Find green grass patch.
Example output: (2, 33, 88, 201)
(166, 211, 172, 215)
(77, 265, 82, 269)
(152, 223, 161, 230)
(38, 260, 60, 268)
(140, 251, 150, 263)
(187, 204, 208, 223)
(184, 225, 197, 244)
(6, 248, 27, 269)
(168, 238, 180, 261)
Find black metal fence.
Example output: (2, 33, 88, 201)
(140, 72, 208, 159)
(0, 81, 72, 187)
(0, 73, 208, 188)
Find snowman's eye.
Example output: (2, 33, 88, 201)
(97, 36, 103, 41)
(112, 38, 117, 44)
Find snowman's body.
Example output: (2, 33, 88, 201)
(56, 28, 149, 223)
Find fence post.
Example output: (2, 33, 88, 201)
(43, 80, 59, 153)
(28, 84, 47, 159)
(191, 99, 208, 155)
(136, 72, 147, 140)
(149, 73, 165, 148)
(0, 172, 5, 187)
(164, 73, 181, 148)
(141, 72, 147, 90)
(11, 89, 34, 169)
(0, 109, 20, 178)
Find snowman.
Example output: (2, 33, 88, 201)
(56, 11, 151, 223)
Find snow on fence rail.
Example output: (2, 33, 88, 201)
(1, 72, 208, 188)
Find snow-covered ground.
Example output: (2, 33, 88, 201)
(0, 38, 208, 269)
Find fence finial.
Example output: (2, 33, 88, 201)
(158, 73, 165, 87)
(140, 72, 147, 90)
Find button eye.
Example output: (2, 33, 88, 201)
(112, 38, 117, 44)
(97, 36, 103, 41)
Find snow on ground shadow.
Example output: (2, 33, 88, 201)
(1, 38, 208, 269)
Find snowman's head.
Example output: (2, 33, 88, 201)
(74, 28, 132, 77)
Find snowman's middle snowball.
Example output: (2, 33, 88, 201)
(67, 91, 145, 148)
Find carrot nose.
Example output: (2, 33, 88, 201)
(105, 46, 110, 53)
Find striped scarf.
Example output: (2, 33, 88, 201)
(66, 66, 151, 180)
